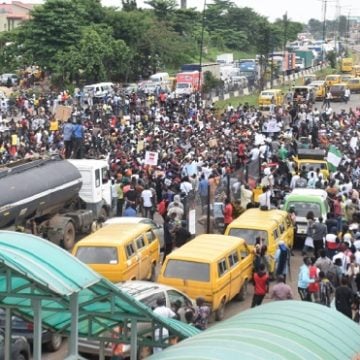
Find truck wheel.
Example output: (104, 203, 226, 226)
(46, 333, 62, 352)
(99, 207, 108, 222)
(63, 221, 76, 250)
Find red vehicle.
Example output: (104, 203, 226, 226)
(175, 71, 201, 97)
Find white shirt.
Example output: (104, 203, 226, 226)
(180, 181, 193, 195)
(249, 147, 260, 161)
(153, 306, 176, 353)
(259, 190, 271, 209)
(290, 174, 300, 190)
(355, 250, 360, 265)
(333, 252, 348, 274)
(141, 189, 153, 208)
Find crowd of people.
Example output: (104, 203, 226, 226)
(2, 80, 360, 322)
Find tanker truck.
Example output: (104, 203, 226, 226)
(0, 156, 112, 249)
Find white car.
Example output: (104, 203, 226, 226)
(104, 217, 164, 249)
(0, 73, 18, 86)
(78, 281, 195, 358)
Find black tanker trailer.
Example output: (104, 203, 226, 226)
(0, 157, 111, 249)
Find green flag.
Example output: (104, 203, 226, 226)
(327, 145, 342, 172)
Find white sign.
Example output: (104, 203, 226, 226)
(188, 209, 196, 235)
(144, 151, 159, 166)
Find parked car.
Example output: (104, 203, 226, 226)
(104, 217, 164, 250)
(0, 73, 18, 86)
(138, 80, 158, 95)
(0, 329, 31, 360)
(122, 83, 138, 95)
(329, 83, 348, 101)
(78, 281, 195, 358)
(0, 310, 62, 352)
(83, 82, 114, 98)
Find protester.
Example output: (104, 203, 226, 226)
(318, 271, 334, 307)
(270, 275, 294, 301)
(297, 257, 315, 302)
(222, 197, 233, 234)
(274, 240, 290, 283)
(335, 277, 354, 319)
(153, 297, 176, 353)
(251, 263, 269, 308)
(194, 297, 210, 330)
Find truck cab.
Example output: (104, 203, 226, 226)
(68, 159, 111, 219)
(293, 149, 329, 180)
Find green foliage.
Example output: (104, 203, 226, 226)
(53, 25, 132, 83)
(202, 71, 223, 93)
(326, 51, 337, 69)
(122, 0, 137, 11)
(17, 0, 86, 69)
(1, 0, 308, 85)
(144, 0, 177, 19)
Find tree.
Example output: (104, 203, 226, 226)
(326, 50, 337, 69)
(53, 25, 132, 83)
(144, 0, 177, 19)
(122, 0, 137, 11)
(307, 18, 323, 38)
(16, 0, 87, 70)
(274, 16, 304, 47)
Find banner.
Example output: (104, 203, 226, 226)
(144, 151, 158, 166)
(54, 105, 72, 122)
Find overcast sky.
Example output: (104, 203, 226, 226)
(100, 0, 345, 23)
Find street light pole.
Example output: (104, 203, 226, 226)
(197, 0, 207, 109)
(322, 0, 328, 62)
(283, 12, 288, 85)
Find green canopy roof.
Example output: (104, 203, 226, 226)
(0, 231, 199, 340)
(150, 300, 360, 360)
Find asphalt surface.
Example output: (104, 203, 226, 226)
(38, 91, 360, 359)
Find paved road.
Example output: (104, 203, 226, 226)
(39, 92, 360, 359)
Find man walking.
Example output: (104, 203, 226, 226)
(62, 118, 73, 159)
(335, 277, 354, 319)
(251, 264, 269, 308)
(270, 275, 293, 301)
(312, 217, 327, 258)
(71, 118, 84, 159)
(297, 257, 315, 301)
(198, 174, 209, 215)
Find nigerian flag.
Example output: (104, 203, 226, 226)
(327, 145, 342, 172)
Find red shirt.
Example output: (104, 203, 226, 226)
(254, 272, 269, 295)
(238, 143, 246, 156)
(223, 203, 233, 225)
(308, 265, 319, 293)
(333, 200, 342, 216)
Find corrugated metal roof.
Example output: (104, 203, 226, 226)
(150, 301, 360, 360)
(0, 231, 199, 341)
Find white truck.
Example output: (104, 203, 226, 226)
(0, 157, 112, 249)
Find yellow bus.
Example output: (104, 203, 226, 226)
(72, 223, 160, 282)
(341, 57, 353, 73)
(353, 65, 360, 77)
(158, 234, 253, 321)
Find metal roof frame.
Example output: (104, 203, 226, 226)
(0, 231, 199, 360)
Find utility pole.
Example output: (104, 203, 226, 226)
(335, 0, 340, 55)
(322, 0, 327, 44)
(197, 0, 206, 110)
(283, 12, 288, 85)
